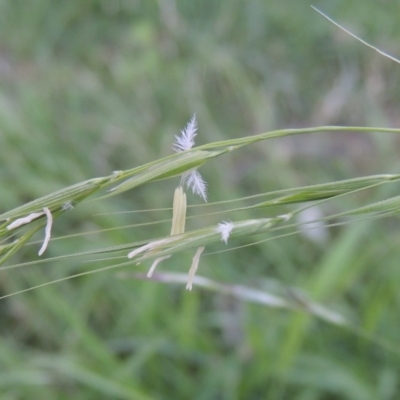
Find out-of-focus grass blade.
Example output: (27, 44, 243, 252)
(34, 357, 152, 400)
(125, 272, 347, 326)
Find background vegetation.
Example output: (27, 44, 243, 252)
(1, 0, 400, 399)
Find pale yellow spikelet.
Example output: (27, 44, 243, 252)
(170, 186, 187, 235)
(186, 246, 205, 291)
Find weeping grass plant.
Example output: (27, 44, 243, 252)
(2, 119, 400, 334)
(2, 6, 400, 398)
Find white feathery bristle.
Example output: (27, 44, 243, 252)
(216, 221, 234, 244)
(183, 170, 207, 202)
(173, 114, 197, 152)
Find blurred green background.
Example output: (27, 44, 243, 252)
(1, 0, 400, 399)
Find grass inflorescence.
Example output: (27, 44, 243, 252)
(2, 2, 400, 399)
